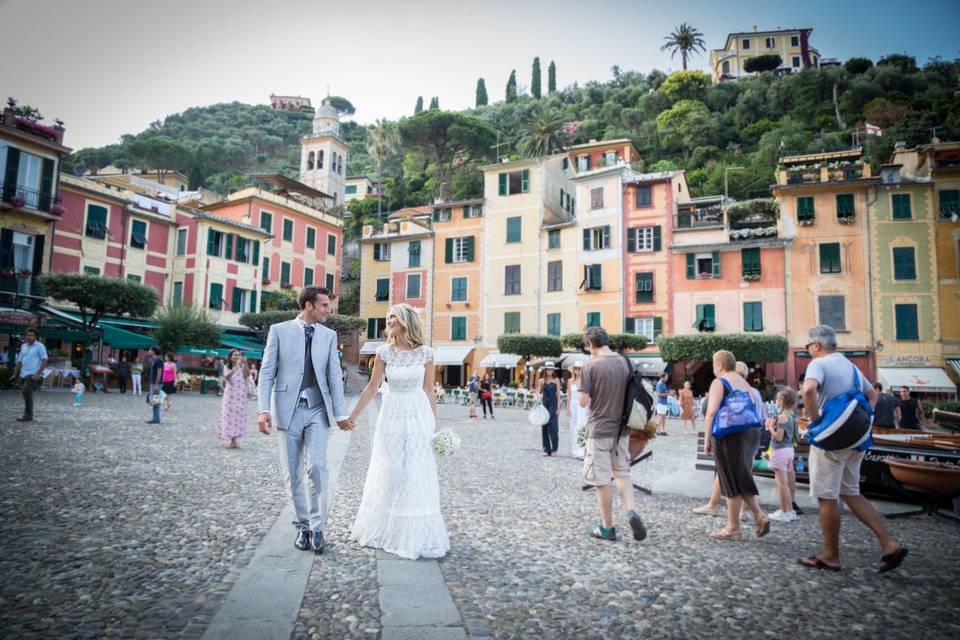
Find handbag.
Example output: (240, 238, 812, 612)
(528, 402, 550, 426)
(805, 364, 873, 451)
(482, 390, 492, 400)
(711, 379, 762, 439)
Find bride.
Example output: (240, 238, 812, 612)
(348, 304, 450, 560)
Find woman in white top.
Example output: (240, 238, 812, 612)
(566, 361, 587, 460)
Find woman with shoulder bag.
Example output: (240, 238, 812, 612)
(538, 363, 560, 456)
(479, 374, 494, 419)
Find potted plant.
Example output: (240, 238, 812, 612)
(9, 195, 25, 208)
(50, 203, 66, 215)
(17, 269, 32, 278)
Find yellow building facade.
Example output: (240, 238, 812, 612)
(711, 27, 821, 82)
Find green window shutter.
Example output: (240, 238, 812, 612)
(895, 304, 919, 340)
(653, 316, 663, 339)
(2, 148, 20, 202)
(326, 273, 334, 290)
(636, 272, 653, 302)
(686, 253, 695, 279)
(836, 194, 855, 218)
(367, 318, 376, 339)
(653, 226, 662, 251)
(207, 229, 216, 255)
(249, 290, 257, 313)
(586, 312, 600, 328)
(521, 169, 530, 193)
(225, 234, 234, 260)
(741, 247, 761, 276)
(893, 247, 916, 280)
(210, 283, 223, 309)
(281, 262, 290, 284)
(744, 301, 763, 331)
(627, 229, 636, 253)
(304, 267, 314, 285)
(231, 288, 242, 313)
(465, 236, 475, 262)
(624, 317, 635, 333)
(940, 190, 960, 216)
(592, 264, 602, 290)
(507, 217, 521, 243)
(498, 173, 507, 196)
(820, 243, 841, 273)
(252, 240, 260, 266)
(408, 240, 420, 267)
(39, 157, 55, 211)
(695, 304, 704, 323)
(547, 313, 560, 337)
(892, 194, 912, 220)
(797, 197, 815, 222)
(582, 228, 591, 250)
(711, 251, 720, 277)
(445, 238, 453, 263)
(328, 234, 336, 255)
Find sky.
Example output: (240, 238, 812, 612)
(2, 0, 958, 151)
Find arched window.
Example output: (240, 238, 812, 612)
(722, 61, 730, 75)
(307, 151, 315, 170)
(318, 150, 324, 169)
(332, 153, 338, 175)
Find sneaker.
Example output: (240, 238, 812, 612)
(73, 403, 81, 407)
(769, 510, 797, 523)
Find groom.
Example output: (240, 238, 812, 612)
(258, 286, 354, 554)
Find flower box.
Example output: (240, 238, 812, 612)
(50, 203, 66, 215)
(9, 196, 25, 208)
(838, 216, 856, 225)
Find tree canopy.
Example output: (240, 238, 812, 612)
(39, 273, 159, 331)
(656, 333, 789, 364)
(661, 23, 706, 71)
(400, 110, 495, 195)
(744, 55, 783, 74)
(152, 304, 221, 353)
(238, 311, 365, 339)
(496, 335, 562, 359)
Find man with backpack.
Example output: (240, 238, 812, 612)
(579, 327, 646, 542)
(799, 325, 907, 573)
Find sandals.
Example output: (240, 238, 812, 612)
(589, 525, 617, 541)
(708, 529, 742, 541)
(755, 515, 771, 538)
(877, 547, 908, 574)
(798, 556, 842, 572)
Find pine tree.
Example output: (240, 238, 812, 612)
(548, 61, 557, 93)
(415, 96, 424, 114)
(505, 70, 517, 103)
(475, 78, 488, 107)
(531, 57, 541, 99)
(429, 96, 439, 110)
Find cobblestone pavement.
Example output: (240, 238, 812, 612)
(0, 389, 285, 639)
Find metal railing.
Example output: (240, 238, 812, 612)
(0, 273, 44, 298)
(0, 181, 62, 214)
(675, 206, 725, 230)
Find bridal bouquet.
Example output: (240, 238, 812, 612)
(576, 422, 587, 449)
(432, 428, 462, 457)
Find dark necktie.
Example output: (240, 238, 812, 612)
(301, 325, 317, 394)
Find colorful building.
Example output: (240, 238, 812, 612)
(928, 142, 960, 388)
(345, 175, 376, 202)
(773, 148, 878, 387)
(710, 26, 821, 82)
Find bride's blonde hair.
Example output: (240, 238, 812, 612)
(386, 304, 425, 348)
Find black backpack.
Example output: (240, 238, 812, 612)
(620, 355, 654, 435)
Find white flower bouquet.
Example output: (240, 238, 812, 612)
(432, 428, 462, 457)
(576, 422, 587, 449)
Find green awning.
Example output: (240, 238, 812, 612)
(101, 324, 156, 349)
(219, 333, 263, 359)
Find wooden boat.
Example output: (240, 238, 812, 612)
(933, 408, 960, 434)
(884, 459, 960, 497)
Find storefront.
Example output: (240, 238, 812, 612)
(478, 351, 522, 386)
(877, 367, 957, 400)
(433, 346, 474, 387)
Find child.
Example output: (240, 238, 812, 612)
(766, 387, 798, 522)
(72, 378, 85, 407)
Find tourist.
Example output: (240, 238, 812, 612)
(799, 324, 907, 572)
(480, 374, 494, 419)
(538, 362, 561, 456)
(72, 378, 85, 407)
(872, 382, 897, 428)
(117, 356, 130, 394)
(13, 327, 47, 423)
(580, 327, 646, 542)
(766, 388, 799, 522)
(218, 349, 249, 449)
(566, 361, 587, 460)
(146, 346, 163, 424)
(895, 385, 922, 430)
(655, 372, 669, 435)
(248, 361, 259, 384)
(702, 350, 769, 541)
(679, 380, 696, 435)
(161, 353, 177, 410)
(131, 357, 144, 396)
(467, 373, 479, 418)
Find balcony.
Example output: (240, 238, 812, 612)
(727, 198, 780, 239)
(675, 204, 724, 230)
(779, 160, 872, 186)
(0, 273, 44, 299)
(0, 182, 63, 215)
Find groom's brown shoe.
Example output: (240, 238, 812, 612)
(311, 530, 326, 555)
(295, 529, 312, 551)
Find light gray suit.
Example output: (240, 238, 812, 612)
(258, 318, 348, 532)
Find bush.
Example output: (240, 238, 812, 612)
(239, 310, 365, 339)
(496, 335, 562, 359)
(562, 332, 647, 352)
(561, 333, 585, 351)
(743, 54, 782, 74)
(656, 333, 788, 364)
(153, 304, 221, 353)
(844, 57, 873, 75)
(921, 400, 960, 419)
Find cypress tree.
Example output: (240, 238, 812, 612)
(475, 78, 488, 107)
(414, 96, 424, 114)
(505, 70, 517, 103)
(548, 61, 557, 93)
(429, 96, 439, 110)
(531, 57, 541, 99)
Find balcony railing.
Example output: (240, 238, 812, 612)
(0, 181, 63, 214)
(675, 206, 725, 230)
(0, 273, 44, 298)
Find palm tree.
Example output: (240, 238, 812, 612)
(660, 23, 706, 71)
(520, 110, 567, 158)
(366, 119, 401, 217)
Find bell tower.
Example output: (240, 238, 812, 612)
(300, 97, 348, 207)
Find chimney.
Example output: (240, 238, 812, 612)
(752, 25, 758, 32)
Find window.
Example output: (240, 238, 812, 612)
(446, 236, 474, 263)
(498, 169, 530, 195)
(317, 150, 324, 169)
(585, 312, 601, 328)
(345, 184, 357, 194)
(280, 261, 291, 285)
(547, 260, 562, 292)
(892, 247, 916, 280)
(765, 36, 775, 48)
(85, 204, 108, 239)
(262, 257, 270, 281)
(895, 304, 919, 340)
(326, 273, 335, 291)
(797, 196, 815, 223)
(742, 38, 751, 49)
(464, 205, 482, 218)
(406, 273, 421, 298)
(172, 281, 183, 306)
(83, 266, 100, 275)
(504, 265, 521, 295)
(576, 155, 591, 171)
(626, 317, 661, 343)
(306, 227, 316, 249)
(562, 157, 569, 170)
(792, 55, 801, 67)
(209, 283, 224, 309)
(583, 264, 602, 291)
(547, 313, 561, 337)
(722, 60, 730, 74)
(130, 220, 147, 250)
(892, 194, 912, 219)
(282, 218, 294, 242)
(304, 267, 314, 286)
(628, 226, 660, 252)
(940, 189, 960, 217)
(548, 229, 560, 249)
(791, 35, 799, 47)
(686, 252, 720, 278)
(743, 301, 763, 331)
(836, 194, 855, 220)
(373, 243, 391, 261)
(635, 272, 653, 302)
(504, 312, 520, 334)
(408, 240, 421, 267)
(694, 304, 716, 332)
(207, 229, 225, 257)
(232, 288, 250, 313)
(126, 274, 141, 283)
(819, 243, 842, 274)
(176, 228, 187, 256)
(367, 317, 386, 339)
(582, 225, 611, 251)
(818, 295, 846, 331)
(433, 208, 452, 222)
(635, 185, 652, 207)
(506, 216, 522, 243)
(451, 277, 468, 301)
(604, 150, 618, 165)
(307, 151, 315, 171)
(451, 316, 467, 341)
(741, 247, 761, 277)
(590, 187, 604, 209)
(375, 277, 389, 301)
(259, 211, 272, 234)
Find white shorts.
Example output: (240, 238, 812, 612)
(809, 447, 864, 501)
(655, 404, 668, 416)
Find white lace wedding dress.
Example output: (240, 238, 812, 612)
(350, 344, 450, 559)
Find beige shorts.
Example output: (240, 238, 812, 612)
(809, 447, 864, 501)
(582, 436, 631, 487)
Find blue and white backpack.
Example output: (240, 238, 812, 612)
(711, 379, 763, 439)
(804, 364, 874, 451)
